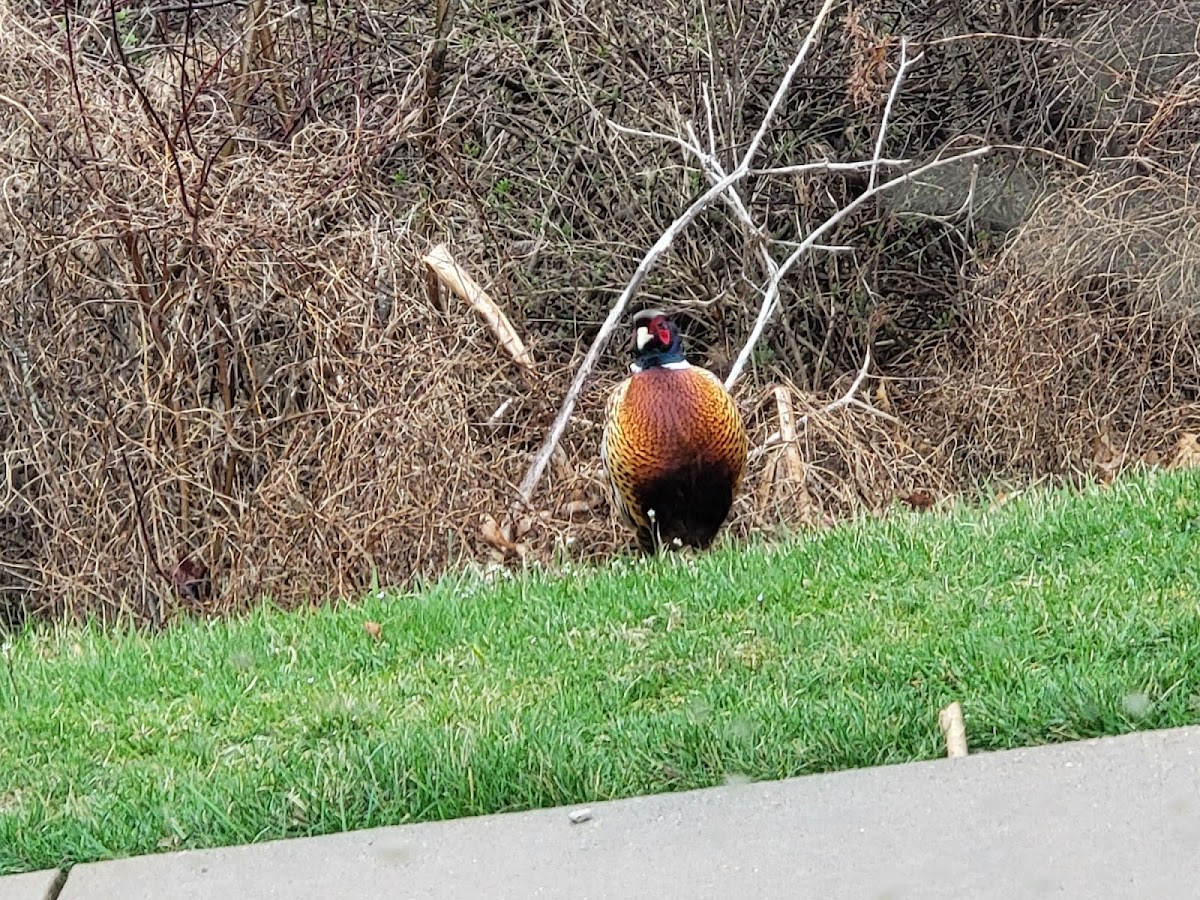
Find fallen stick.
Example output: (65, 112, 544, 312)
(938, 701, 968, 758)
(423, 243, 536, 372)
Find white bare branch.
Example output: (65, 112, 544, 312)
(517, 0, 995, 505)
(724, 144, 991, 389)
(751, 158, 910, 176)
(740, 0, 839, 167)
(747, 347, 885, 464)
(604, 121, 695, 154)
(515, 0, 840, 504)
(702, 82, 718, 160)
(869, 39, 923, 191)
(724, 23, 982, 391)
(812, 346, 874, 419)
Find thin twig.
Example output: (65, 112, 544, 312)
(988, 143, 1090, 173)
(606, 121, 908, 177)
(740, 0, 838, 168)
(869, 39, 923, 192)
(109, 0, 195, 219)
(147, 0, 246, 12)
(748, 348, 880, 463)
(702, 82, 717, 160)
(804, 347, 874, 421)
(750, 158, 910, 176)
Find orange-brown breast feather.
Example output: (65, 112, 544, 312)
(602, 365, 747, 531)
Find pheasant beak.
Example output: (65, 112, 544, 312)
(635, 325, 653, 350)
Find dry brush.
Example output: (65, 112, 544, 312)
(2, 0, 1198, 625)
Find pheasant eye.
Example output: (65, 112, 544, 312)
(655, 324, 671, 345)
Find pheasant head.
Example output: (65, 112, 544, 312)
(629, 309, 686, 371)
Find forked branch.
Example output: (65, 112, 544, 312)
(724, 145, 990, 389)
(516, 1, 990, 504)
(514, 0, 839, 503)
(748, 347, 889, 464)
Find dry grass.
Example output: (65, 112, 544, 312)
(906, 2, 1200, 480)
(914, 170, 1200, 480)
(0, 0, 549, 622)
(2, 0, 1199, 625)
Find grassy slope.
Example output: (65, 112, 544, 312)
(2, 470, 1199, 874)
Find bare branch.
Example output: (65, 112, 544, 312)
(748, 348, 882, 464)
(725, 145, 993, 389)
(869, 39, 923, 192)
(423, 244, 536, 372)
(806, 347, 873, 421)
(516, 1, 840, 504)
(726, 37, 936, 390)
(740, 0, 838, 167)
(609, 116, 909, 178)
(702, 82, 718, 161)
(751, 159, 909, 176)
(605, 120, 695, 155)
(684, 122, 773, 267)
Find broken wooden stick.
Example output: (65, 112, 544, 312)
(756, 385, 818, 526)
(938, 701, 968, 758)
(423, 243, 536, 372)
(772, 385, 806, 483)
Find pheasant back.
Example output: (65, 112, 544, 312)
(603, 364, 748, 552)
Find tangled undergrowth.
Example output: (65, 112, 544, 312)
(2, 0, 1199, 625)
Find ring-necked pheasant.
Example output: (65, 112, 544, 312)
(601, 310, 748, 553)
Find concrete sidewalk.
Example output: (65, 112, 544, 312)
(8, 725, 1200, 899)
(0, 871, 62, 900)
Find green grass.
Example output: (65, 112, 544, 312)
(2, 470, 1200, 875)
